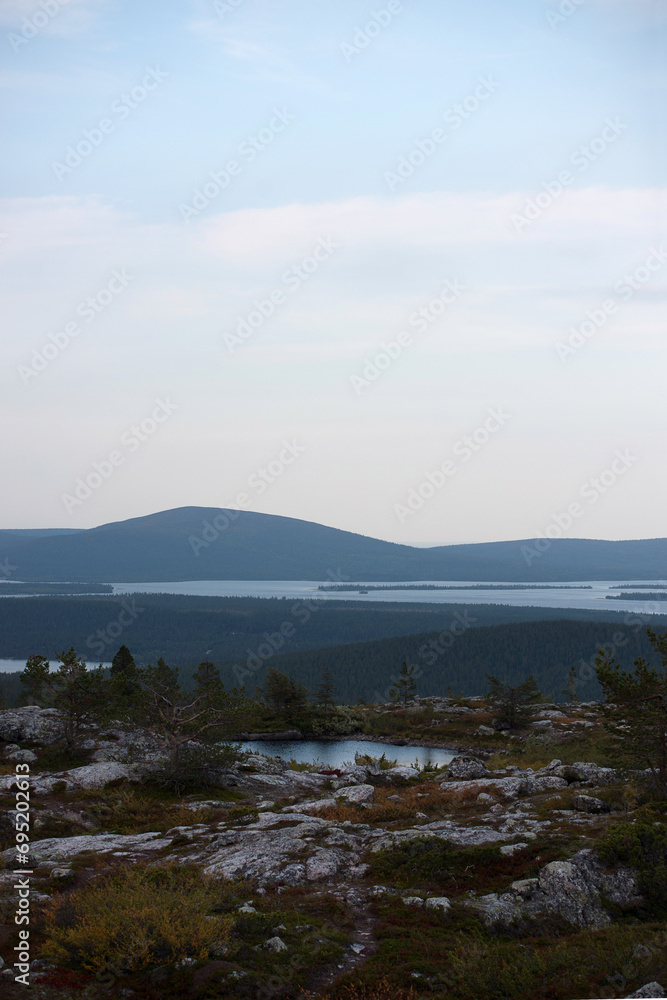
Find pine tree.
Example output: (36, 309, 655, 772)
(315, 666, 336, 716)
(390, 661, 417, 709)
(563, 664, 579, 704)
(127, 658, 248, 765)
(262, 668, 309, 720)
(20, 648, 107, 748)
(595, 628, 667, 797)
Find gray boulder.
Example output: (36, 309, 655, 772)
(384, 766, 420, 781)
(440, 776, 526, 800)
(572, 794, 611, 814)
(475, 725, 496, 737)
(510, 878, 538, 899)
(463, 892, 523, 930)
(524, 775, 568, 794)
(5, 749, 37, 763)
(626, 985, 666, 999)
(555, 761, 619, 785)
(446, 756, 487, 780)
(537, 861, 609, 929)
(264, 937, 288, 953)
(334, 784, 374, 805)
(338, 764, 372, 784)
(425, 896, 451, 913)
(571, 849, 642, 911)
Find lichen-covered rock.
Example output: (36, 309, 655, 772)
(0, 707, 61, 743)
(370, 820, 506, 852)
(537, 861, 609, 928)
(440, 776, 526, 800)
(570, 849, 642, 911)
(425, 896, 451, 913)
(446, 756, 487, 780)
(625, 983, 666, 998)
(5, 749, 37, 763)
(510, 878, 539, 898)
(475, 725, 496, 737)
(306, 850, 341, 880)
(63, 762, 133, 790)
(337, 764, 372, 784)
(524, 775, 569, 794)
(463, 892, 523, 930)
(384, 766, 420, 782)
(572, 795, 611, 814)
(0, 761, 134, 795)
(197, 820, 358, 887)
(1, 831, 171, 865)
(334, 784, 375, 805)
(556, 762, 619, 785)
(264, 937, 288, 953)
(500, 842, 529, 857)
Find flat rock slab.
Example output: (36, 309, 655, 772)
(1, 831, 171, 865)
(369, 821, 506, 852)
(199, 826, 358, 885)
(0, 762, 134, 795)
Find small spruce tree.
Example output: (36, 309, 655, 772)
(315, 666, 336, 717)
(390, 661, 417, 709)
(485, 673, 542, 730)
(595, 627, 667, 798)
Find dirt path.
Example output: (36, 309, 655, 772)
(302, 886, 377, 997)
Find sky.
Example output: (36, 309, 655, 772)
(1, 0, 665, 546)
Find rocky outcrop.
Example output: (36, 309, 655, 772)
(0, 707, 61, 743)
(189, 813, 367, 886)
(464, 847, 642, 932)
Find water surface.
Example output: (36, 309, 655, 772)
(239, 738, 454, 769)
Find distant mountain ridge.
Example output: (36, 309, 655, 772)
(0, 507, 665, 582)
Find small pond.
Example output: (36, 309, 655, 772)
(238, 739, 454, 770)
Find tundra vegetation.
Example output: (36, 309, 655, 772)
(0, 635, 664, 998)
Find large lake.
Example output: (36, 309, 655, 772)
(0, 659, 111, 674)
(239, 738, 454, 769)
(109, 579, 667, 615)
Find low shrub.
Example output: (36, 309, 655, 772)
(354, 751, 397, 770)
(41, 864, 234, 973)
(369, 836, 502, 894)
(81, 786, 228, 834)
(329, 898, 667, 1000)
(598, 819, 667, 915)
(367, 835, 567, 896)
(141, 742, 241, 796)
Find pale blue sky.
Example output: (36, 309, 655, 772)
(1, 0, 665, 545)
